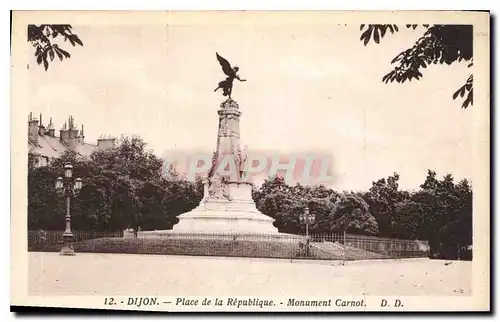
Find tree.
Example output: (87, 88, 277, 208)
(83, 136, 165, 231)
(81, 136, 202, 231)
(252, 177, 378, 235)
(28, 164, 62, 230)
(27, 135, 203, 233)
(164, 178, 203, 228)
(360, 24, 473, 108)
(28, 24, 83, 71)
(448, 178, 473, 258)
(301, 185, 342, 235)
(392, 193, 435, 241)
(385, 170, 473, 259)
(329, 192, 378, 236)
(416, 170, 473, 259)
(28, 150, 88, 230)
(253, 176, 299, 233)
(363, 173, 409, 238)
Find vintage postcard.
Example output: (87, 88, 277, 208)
(10, 10, 490, 312)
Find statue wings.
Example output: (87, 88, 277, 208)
(216, 52, 235, 77)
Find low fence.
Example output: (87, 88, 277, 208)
(27, 230, 429, 260)
(344, 233, 429, 258)
(294, 232, 428, 258)
(28, 230, 124, 250)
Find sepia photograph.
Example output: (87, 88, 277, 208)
(10, 10, 490, 312)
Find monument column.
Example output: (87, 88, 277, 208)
(216, 99, 242, 163)
(207, 99, 245, 198)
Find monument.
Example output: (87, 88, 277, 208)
(139, 53, 279, 237)
(171, 53, 278, 233)
(172, 98, 278, 233)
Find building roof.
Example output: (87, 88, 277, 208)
(74, 142, 98, 157)
(28, 114, 116, 162)
(28, 134, 98, 159)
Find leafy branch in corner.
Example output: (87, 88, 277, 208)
(360, 24, 473, 109)
(28, 24, 84, 71)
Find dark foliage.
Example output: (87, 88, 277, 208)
(27, 136, 202, 232)
(360, 24, 473, 108)
(28, 24, 83, 70)
(252, 176, 378, 236)
(253, 171, 472, 260)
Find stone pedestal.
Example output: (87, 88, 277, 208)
(173, 181, 278, 233)
(59, 234, 75, 256)
(171, 98, 278, 234)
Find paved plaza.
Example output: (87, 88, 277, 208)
(28, 252, 471, 296)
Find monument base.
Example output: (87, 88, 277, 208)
(171, 207, 278, 234)
(137, 229, 301, 243)
(172, 181, 278, 234)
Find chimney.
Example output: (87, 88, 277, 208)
(47, 117, 55, 137)
(60, 123, 70, 145)
(77, 124, 85, 143)
(38, 113, 46, 136)
(97, 136, 116, 150)
(28, 112, 39, 144)
(59, 115, 80, 147)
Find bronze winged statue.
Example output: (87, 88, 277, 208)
(214, 52, 246, 99)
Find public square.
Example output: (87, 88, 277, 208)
(15, 15, 487, 312)
(29, 252, 471, 296)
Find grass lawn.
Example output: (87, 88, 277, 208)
(30, 237, 396, 260)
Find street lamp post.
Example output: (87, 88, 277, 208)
(299, 206, 316, 238)
(299, 206, 315, 257)
(55, 163, 82, 256)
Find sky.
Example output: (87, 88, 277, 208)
(25, 23, 473, 191)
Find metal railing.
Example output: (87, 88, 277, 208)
(28, 230, 124, 250)
(344, 233, 429, 258)
(27, 230, 429, 260)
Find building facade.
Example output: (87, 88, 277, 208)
(28, 113, 116, 167)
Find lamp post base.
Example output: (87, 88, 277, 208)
(59, 245, 75, 256)
(59, 234, 75, 256)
